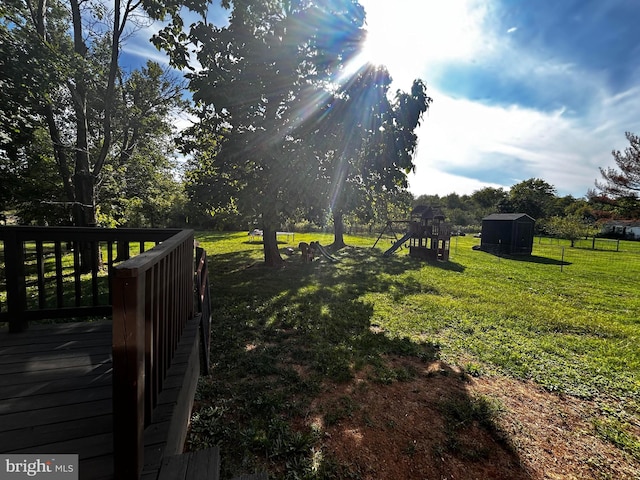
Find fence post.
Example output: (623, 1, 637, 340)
(3, 229, 27, 332)
(112, 271, 146, 480)
(561, 247, 565, 273)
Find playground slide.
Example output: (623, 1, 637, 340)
(316, 243, 338, 262)
(383, 231, 413, 257)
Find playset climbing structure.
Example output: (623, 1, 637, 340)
(375, 205, 452, 261)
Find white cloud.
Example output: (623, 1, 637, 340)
(408, 84, 640, 198)
(408, 165, 507, 197)
(120, 19, 172, 67)
(355, 2, 640, 199)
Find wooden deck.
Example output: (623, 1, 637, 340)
(0, 321, 115, 479)
(0, 315, 203, 480)
(0, 228, 249, 479)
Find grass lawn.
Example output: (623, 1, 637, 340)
(192, 231, 640, 479)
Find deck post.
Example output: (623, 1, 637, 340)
(3, 229, 27, 332)
(112, 271, 146, 479)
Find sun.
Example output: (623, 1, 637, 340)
(356, 0, 488, 87)
(359, 27, 395, 68)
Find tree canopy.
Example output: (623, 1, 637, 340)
(173, 1, 431, 264)
(300, 65, 431, 247)
(176, 0, 418, 265)
(498, 178, 557, 220)
(0, 1, 186, 228)
(545, 214, 599, 247)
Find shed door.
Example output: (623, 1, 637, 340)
(517, 221, 534, 253)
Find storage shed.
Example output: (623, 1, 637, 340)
(481, 213, 535, 255)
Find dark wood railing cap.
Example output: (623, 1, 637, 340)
(114, 229, 194, 278)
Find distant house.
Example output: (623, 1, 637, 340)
(600, 220, 640, 240)
(481, 213, 535, 255)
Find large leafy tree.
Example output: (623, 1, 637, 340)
(470, 187, 508, 213)
(1, 0, 187, 226)
(174, 0, 367, 266)
(1, 0, 129, 227)
(1, 0, 189, 233)
(309, 65, 431, 248)
(96, 62, 188, 227)
(499, 178, 557, 220)
(0, 2, 61, 215)
(594, 132, 640, 218)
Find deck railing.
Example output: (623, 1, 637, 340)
(0, 226, 183, 332)
(0, 226, 212, 479)
(112, 229, 197, 478)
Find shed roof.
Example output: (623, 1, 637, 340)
(482, 213, 535, 222)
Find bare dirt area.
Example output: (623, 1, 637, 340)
(306, 357, 640, 479)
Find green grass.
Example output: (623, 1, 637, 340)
(190, 231, 640, 478)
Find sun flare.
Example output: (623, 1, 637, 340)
(357, 0, 488, 87)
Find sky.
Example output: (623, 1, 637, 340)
(358, 0, 640, 198)
(122, 0, 640, 199)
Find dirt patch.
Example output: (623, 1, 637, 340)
(306, 357, 639, 479)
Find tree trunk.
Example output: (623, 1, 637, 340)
(73, 171, 97, 272)
(332, 210, 346, 249)
(262, 226, 284, 267)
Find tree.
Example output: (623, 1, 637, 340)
(1, 0, 176, 272)
(174, 0, 367, 266)
(1, 0, 184, 228)
(597, 132, 640, 197)
(303, 65, 430, 248)
(471, 187, 507, 212)
(564, 198, 595, 222)
(1, 42, 186, 227)
(96, 61, 188, 227)
(545, 214, 598, 247)
(98, 145, 186, 228)
(594, 132, 640, 217)
(501, 178, 557, 220)
(0, 3, 62, 216)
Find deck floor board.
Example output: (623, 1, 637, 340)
(0, 322, 115, 480)
(0, 318, 202, 480)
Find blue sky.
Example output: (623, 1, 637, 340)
(122, 0, 640, 198)
(358, 0, 640, 198)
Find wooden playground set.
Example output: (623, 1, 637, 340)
(373, 205, 452, 261)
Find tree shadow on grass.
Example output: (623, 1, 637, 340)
(501, 254, 570, 266)
(190, 245, 531, 479)
(474, 247, 570, 266)
(207, 246, 449, 308)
